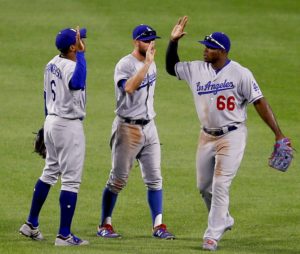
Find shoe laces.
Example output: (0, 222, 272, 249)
(153, 224, 169, 235)
(154, 224, 167, 232)
(102, 224, 114, 233)
(71, 234, 82, 244)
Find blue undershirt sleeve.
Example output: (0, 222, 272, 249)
(166, 40, 180, 76)
(69, 52, 87, 90)
(117, 79, 126, 91)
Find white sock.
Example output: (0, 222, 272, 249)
(103, 217, 112, 225)
(153, 214, 162, 228)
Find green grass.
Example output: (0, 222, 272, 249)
(0, 0, 299, 253)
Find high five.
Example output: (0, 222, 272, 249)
(166, 16, 288, 251)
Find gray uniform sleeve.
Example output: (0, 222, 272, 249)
(175, 61, 193, 83)
(114, 58, 135, 87)
(239, 68, 263, 104)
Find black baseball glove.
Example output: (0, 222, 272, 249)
(33, 127, 46, 159)
(268, 138, 293, 172)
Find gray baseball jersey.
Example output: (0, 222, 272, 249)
(105, 53, 162, 194)
(114, 54, 157, 120)
(175, 60, 263, 128)
(40, 55, 86, 193)
(44, 55, 86, 119)
(175, 59, 263, 241)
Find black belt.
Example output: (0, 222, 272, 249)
(48, 114, 83, 121)
(203, 125, 237, 136)
(123, 118, 150, 126)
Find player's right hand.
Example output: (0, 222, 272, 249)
(171, 16, 188, 42)
(145, 41, 156, 65)
(76, 26, 85, 52)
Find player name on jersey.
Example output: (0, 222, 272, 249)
(45, 63, 62, 80)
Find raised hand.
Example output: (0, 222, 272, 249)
(171, 16, 188, 42)
(75, 26, 85, 52)
(145, 41, 156, 65)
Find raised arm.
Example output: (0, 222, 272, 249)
(125, 41, 156, 94)
(69, 26, 87, 90)
(166, 16, 188, 76)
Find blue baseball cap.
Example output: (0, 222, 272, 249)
(132, 24, 161, 41)
(55, 28, 87, 51)
(199, 32, 231, 52)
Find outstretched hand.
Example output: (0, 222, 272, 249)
(75, 26, 85, 52)
(171, 16, 188, 42)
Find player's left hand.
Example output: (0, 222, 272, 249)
(75, 26, 85, 52)
(268, 137, 293, 172)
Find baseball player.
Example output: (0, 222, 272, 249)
(96, 24, 175, 239)
(166, 16, 288, 251)
(19, 27, 88, 246)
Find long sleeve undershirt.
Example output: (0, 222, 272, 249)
(69, 52, 87, 90)
(165, 40, 180, 76)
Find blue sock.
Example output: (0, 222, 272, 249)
(147, 189, 163, 226)
(101, 188, 118, 226)
(27, 179, 51, 227)
(58, 190, 77, 237)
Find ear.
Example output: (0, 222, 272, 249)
(133, 40, 139, 47)
(219, 49, 228, 55)
(69, 45, 76, 52)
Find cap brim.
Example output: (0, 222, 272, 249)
(139, 35, 161, 41)
(80, 28, 87, 38)
(199, 40, 221, 49)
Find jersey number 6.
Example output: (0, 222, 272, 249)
(50, 80, 56, 101)
(216, 95, 235, 111)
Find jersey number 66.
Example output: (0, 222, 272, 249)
(216, 95, 235, 111)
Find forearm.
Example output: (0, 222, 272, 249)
(165, 40, 180, 76)
(69, 52, 87, 90)
(124, 62, 151, 94)
(253, 98, 284, 140)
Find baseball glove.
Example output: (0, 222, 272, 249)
(268, 138, 293, 172)
(33, 127, 46, 159)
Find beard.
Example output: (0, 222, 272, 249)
(138, 48, 146, 57)
(204, 56, 217, 64)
